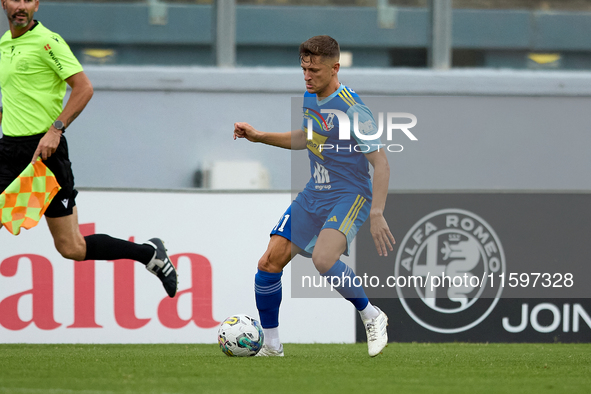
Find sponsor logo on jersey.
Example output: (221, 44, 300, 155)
(313, 162, 330, 187)
(357, 119, 375, 135)
(47, 49, 63, 71)
(305, 128, 328, 160)
(304, 108, 329, 131)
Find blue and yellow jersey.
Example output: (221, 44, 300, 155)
(300, 84, 381, 200)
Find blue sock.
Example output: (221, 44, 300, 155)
(321, 260, 369, 311)
(254, 269, 283, 329)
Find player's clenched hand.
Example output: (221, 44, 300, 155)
(233, 122, 262, 143)
(370, 212, 396, 257)
(31, 129, 62, 164)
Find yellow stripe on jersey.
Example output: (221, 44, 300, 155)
(339, 195, 367, 235)
(338, 92, 355, 107)
(342, 88, 357, 105)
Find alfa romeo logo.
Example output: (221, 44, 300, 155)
(394, 209, 506, 333)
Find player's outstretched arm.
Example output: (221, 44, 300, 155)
(233, 122, 307, 150)
(31, 72, 94, 164)
(365, 149, 396, 257)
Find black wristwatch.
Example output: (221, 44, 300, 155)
(52, 120, 66, 133)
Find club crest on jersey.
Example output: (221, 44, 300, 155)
(324, 112, 335, 131)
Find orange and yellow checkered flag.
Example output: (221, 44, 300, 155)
(0, 160, 61, 235)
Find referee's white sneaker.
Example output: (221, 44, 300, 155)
(255, 344, 284, 357)
(364, 307, 388, 357)
(144, 238, 178, 298)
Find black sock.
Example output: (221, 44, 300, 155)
(84, 234, 154, 265)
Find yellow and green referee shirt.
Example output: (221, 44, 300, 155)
(0, 21, 83, 137)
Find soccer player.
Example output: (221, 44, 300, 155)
(0, 0, 177, 297)
(234, 35, 395, 357)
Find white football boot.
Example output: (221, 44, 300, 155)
(364, 307, 388, 357)
(255, 344, 284, 357)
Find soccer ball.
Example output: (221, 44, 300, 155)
(217, 314, 264, 357)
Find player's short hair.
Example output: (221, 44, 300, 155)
(299, 35, 340, 63)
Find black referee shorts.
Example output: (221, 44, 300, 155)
(0, 133, 78, 218)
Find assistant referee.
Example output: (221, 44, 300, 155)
(0, 0, 178, 298)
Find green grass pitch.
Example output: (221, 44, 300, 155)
(0, 343, 590, 394)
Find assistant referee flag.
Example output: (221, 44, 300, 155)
(0, 160, 61, 235)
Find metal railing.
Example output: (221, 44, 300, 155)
(39, 0, 591, 11)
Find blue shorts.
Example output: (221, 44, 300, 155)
(270, 192, 371, 258)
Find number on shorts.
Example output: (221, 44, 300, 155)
(273, 214, 290, 233)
